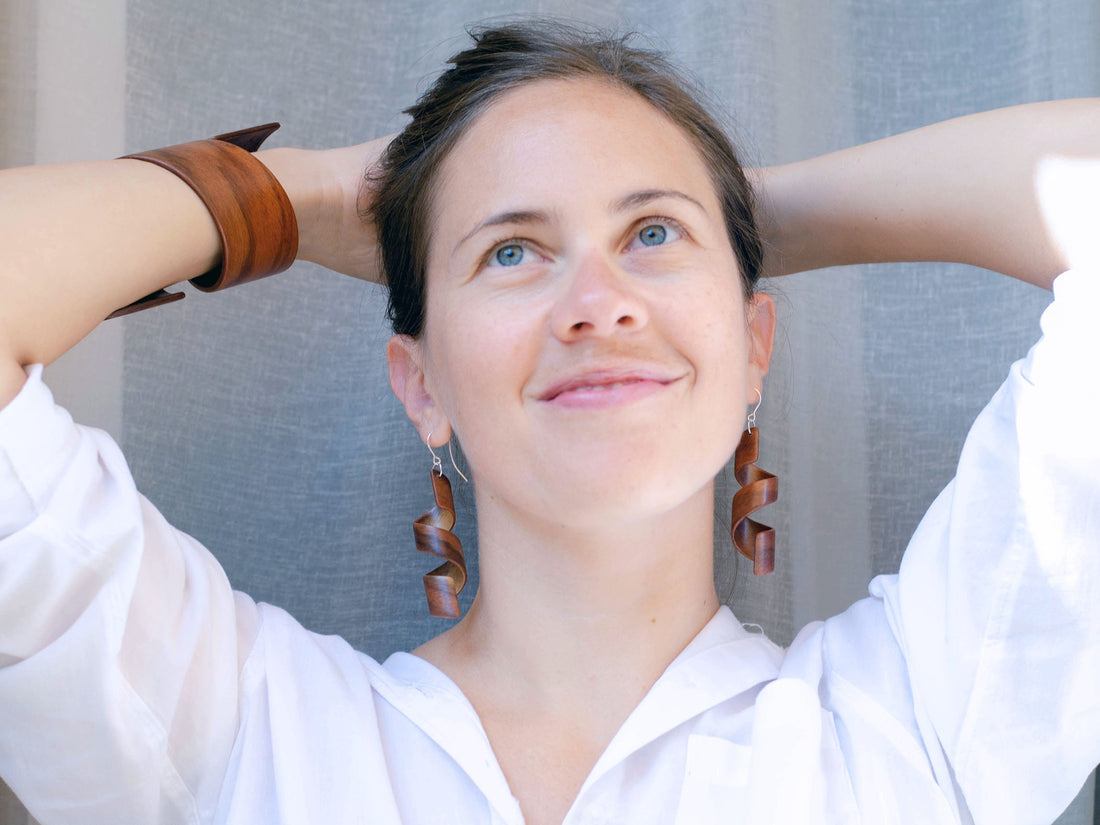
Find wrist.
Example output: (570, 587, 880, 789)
(752, 160, 852, 277)
(255, 146, 328, 265)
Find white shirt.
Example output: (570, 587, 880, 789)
(0, 269, 1098, 825)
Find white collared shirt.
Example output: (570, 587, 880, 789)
(1, 270, 1098, 825)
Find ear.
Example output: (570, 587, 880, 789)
(745, 292, 777, 390)
(386, 334, 451, 444)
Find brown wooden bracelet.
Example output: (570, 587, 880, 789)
(107, 123, 299, 319)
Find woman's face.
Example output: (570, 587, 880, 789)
(388, 78, 774, 529)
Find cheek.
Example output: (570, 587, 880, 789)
(424, 295, 541, 448)
(677, 269, 749, 369)
(680, 273, 752, 436)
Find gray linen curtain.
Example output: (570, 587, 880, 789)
(2, 0, 1098, 822)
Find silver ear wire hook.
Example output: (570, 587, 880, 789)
(426, 431, 443, 475)
(746, 388, 762, 432)
(447, 438, 469, 483)
(426, 430, 469, 483)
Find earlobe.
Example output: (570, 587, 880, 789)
(386, 334, 451, 443)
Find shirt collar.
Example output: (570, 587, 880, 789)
(372, 606, 783, 819)
(579, 606, 783, 792)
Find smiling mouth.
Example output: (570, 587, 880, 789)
(540, 374, 680, 408)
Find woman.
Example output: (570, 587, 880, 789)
(0, 22, 1097, 825)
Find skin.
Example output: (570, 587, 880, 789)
(386, 78, 775, 824)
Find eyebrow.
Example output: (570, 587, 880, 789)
(454, 209, 552, 255)
(452, 188, 710, 255)
(610, 188, 708, 215)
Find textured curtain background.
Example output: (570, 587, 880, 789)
(1, 0, 1097, 823)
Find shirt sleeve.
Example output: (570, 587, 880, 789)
(0, 364, 261, 824)
(872, 268, 1100, 825)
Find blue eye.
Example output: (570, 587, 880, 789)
(494, 244, 525, 266)
(638, 224, 668, 246)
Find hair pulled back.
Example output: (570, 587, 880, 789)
(370, 21, 763, 337)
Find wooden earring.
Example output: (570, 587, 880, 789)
(414, 435, 467, 618)
(731, 390, 778, 575)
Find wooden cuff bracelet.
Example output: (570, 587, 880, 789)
(107, 123, 299, 319)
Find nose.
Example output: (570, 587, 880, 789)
(549, 251, 649, 341)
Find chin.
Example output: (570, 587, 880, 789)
(534, 458, 719, 528)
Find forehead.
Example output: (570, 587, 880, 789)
(430, 78, 720, 246)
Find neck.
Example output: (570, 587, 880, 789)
(418, 483, 721, 725)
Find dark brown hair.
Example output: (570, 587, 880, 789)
(370, 21, 763, 337)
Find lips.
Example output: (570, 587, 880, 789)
(538, 367, 682, 404)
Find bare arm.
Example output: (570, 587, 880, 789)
(754, 98, 1100, 287)
(0, 137, 387, 410)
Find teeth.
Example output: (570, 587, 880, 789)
(577, 381, 626, 392)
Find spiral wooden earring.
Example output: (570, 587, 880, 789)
(731, 389, 778, 575)
(413, 435, 467, 618)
